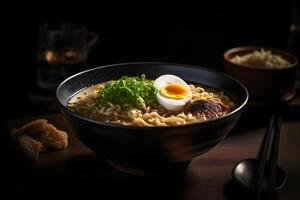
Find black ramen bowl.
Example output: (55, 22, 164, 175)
(56, 62, 248, 175)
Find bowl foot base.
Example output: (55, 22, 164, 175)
(107, 159, 191, 176)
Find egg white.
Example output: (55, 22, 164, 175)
(154, 74, 192, 111)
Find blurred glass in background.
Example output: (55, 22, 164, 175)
(37, 23, 98, 90)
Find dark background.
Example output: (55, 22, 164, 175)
(1, 0, 297, 121)
(1, 2, 300, 199)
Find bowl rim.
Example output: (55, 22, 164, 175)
(224, 46, 298, 71)
(56, 62, 249, 130)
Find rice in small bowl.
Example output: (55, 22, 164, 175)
(224, 46, 298, 103)
(230, 48, 292, 69)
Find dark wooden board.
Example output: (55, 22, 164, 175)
(1, 114, 300, 199)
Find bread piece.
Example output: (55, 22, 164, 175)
(10, 119, 48, 138)
(17, 135, 46, 161)
(33, 123, 68, 149)
(10, 119, 69, 160)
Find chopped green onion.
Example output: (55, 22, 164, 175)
(95, 74, 157, 108)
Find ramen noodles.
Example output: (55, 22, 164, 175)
(67, 75, 235, 127)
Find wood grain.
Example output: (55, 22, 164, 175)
(0, 113, 299, 199)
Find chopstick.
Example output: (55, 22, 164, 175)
(255, 114, 282, 200)
(255, 115, 275, 200)
(268, 115, 282, 200)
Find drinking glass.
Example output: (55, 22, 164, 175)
(37, 23, 98, 90)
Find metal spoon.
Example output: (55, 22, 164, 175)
(232, 115, 287, 195)
(232, 158, 287, 192)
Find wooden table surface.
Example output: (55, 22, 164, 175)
(1, 112, 300, 200)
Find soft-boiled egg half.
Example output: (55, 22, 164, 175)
(154, 74, 192, 111)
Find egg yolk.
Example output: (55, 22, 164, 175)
(160, 84, 187, 99)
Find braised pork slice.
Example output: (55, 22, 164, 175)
(186, 100, 227, 119)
